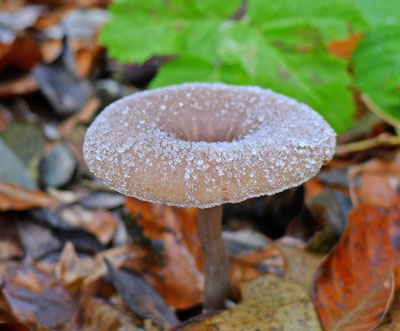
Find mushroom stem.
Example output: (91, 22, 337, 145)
(197, 205, 230, 311)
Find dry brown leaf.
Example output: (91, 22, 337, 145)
(3, 259, 79, 329)
(55, 242, 133, 289)
(388, 293, 400, 325)
(0, 241, 23, 260)
(181, 274, 321, 330)
(230, 245, 284, 295)
(0, 37, 41, 72)
(70, 38, 104, 77)
(275, 241, 323, 291)
(376, 323, 400, 330)
(0, 182, 57, 211)
(125, 197, 203, 310)
(349, 152, 400, 208)
(58, 204, 94, 227)
(312, 204, 400, 330)
(0, 75, 38, 98)
(0, 0, 26, 10)
(58, 206, 117, 244)
(39, 39, 63, 63)
(59, 97, 100, 137)
(79, 296, 141, 331)
(34, 6, 72, 31)
(85, 209, 118, 245)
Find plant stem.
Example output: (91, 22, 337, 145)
(335, 133, 400, 154)
(197, 205, 230, 311)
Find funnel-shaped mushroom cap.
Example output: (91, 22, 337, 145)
(83, 83, 336, 208)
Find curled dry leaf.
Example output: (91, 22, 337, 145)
(125, 197, 203, 310)
(181, 274, 321, 330)
(349, 152, 400, 208)
(306, 188, 351, 254)
(0, 182, 57, 211)
(59, 205, 118, 244)
(106, 260, 179, 329)
(3, 259, 79, 330)
(55, 241, 133, 289)
(85, 209, 118, 245)
(312, 204, 400, 330)
(78, 296, 141, 331)
(230, 246, 284, 294)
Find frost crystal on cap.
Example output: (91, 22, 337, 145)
(83, 83, 336, 208)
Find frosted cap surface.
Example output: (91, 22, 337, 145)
(83, 83, 336, 208)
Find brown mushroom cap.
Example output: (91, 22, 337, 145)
(83, 83, 336, 208)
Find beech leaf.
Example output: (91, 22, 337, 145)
(0, 182, 57, 211)
(182, 274, 321, 330)
(312, 204, 400, 330)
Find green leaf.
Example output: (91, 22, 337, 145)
(100, 0, 182, 63)
(101, 0, 367, 132)
(150, 56, 252, 88)
(150, 56, 218, 87)
(100, 0, 241, 63)
(353, 26, 400, 120)
(356, 0, 400, 28)
(218, 24, 355, 132)
(190, 0, 242, 18)
(247, 0, 368, 43)
(175, 21, 221, 62)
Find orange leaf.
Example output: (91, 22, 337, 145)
(85, 209, 118, 245)
(3, 259, 79, 329)
(348, 153, 400, 208)
(70, 38, 104, 77)
(78, 296, 139, 330)
(125, 197, 203, 309)
(0, 183, 57, 211)
(0, 36, 41, 72)
(327, 34, 362, 59)
(55, 242, 131, 289)
(312, 204, 400, 330)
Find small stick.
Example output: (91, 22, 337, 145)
(335, 133, 400, 155)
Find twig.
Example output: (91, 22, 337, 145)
(335, 133, 400, 155)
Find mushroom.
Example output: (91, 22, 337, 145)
(83, 83, 336, 311)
